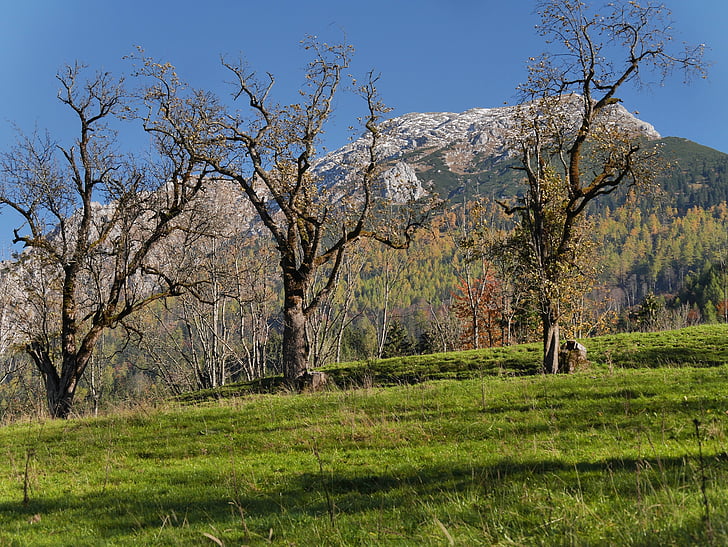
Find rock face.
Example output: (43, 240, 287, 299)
(380, 161, 428, 201)
(314, 93, 661, 201)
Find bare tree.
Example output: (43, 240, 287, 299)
(136, 236, 279, 392)
(500, 0, 706, 373)
(140, 40, 432, 383)
(232, 244, 278, 380)
(307, 247, 365, 368)
(423, 298, 460, 354)
(0, 265, 23, 366)
(453, 200, 501, 350)
(366, 246, 412, 359)
(0, 64, 209, 417)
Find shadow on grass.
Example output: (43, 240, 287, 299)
(1, 453, 721, 544)
(284, 455, 723, 544)
(173, 354, 543, 405)
(323, 355, 541, 390)
(611, 345, 728, 368)
(172, 375, 298, 404)
(0, 467, 279, 542)
(634, 347, 728, 368)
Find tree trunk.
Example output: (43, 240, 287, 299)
(542, 307, 560, 374)
(282, 274, 309, 381)
(28, 327, 101, 419)
(471, 308, 480, 350)
(46, 381, 77, 420)
(28, 345, 81, 419)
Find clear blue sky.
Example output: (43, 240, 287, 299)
(0, 0, 726, 252)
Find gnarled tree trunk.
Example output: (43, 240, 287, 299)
(282, 272, 310, 381)
(28, 342, 95, 419)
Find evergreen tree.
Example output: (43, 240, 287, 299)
(381, 321, 415, 358)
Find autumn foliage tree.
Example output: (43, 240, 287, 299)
(501, 0, 707, 373)
(452, 272, 503, 350)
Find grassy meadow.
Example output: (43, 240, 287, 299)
(1, 325, 728, 545)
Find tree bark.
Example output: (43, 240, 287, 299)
(282, 273, 309, 381)
(542, 306, 560, 374)
(46, 380, 76, 420)
(28, 342, 94, 419)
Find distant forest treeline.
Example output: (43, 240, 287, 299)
(337, 199, 728, 354)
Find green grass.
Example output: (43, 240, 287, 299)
(2, 325, 728, 545)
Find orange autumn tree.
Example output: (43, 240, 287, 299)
(452, 271, 503, 350)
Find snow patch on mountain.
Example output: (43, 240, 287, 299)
(315, 95, 660, 194)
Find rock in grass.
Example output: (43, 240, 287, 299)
(560, 340, 588, 373)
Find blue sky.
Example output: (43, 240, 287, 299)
(0, 0, 726, 252)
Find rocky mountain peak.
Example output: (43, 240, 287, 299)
(315, 95, 661, 199)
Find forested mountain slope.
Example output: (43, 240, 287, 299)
(648, 137, 728, 211)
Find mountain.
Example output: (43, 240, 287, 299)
(645, 137, 728, 211)
(316, 95, 728, 211)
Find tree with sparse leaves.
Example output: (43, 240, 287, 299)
(452, 272, 503, 350)
(141, 40, 433, 383)
(500, 0, 707, 373)
(0, 65, 209, 418)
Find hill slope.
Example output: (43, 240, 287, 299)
(1, 325, 727, 545)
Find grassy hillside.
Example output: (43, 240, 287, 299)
(1, 325, 728, 545)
